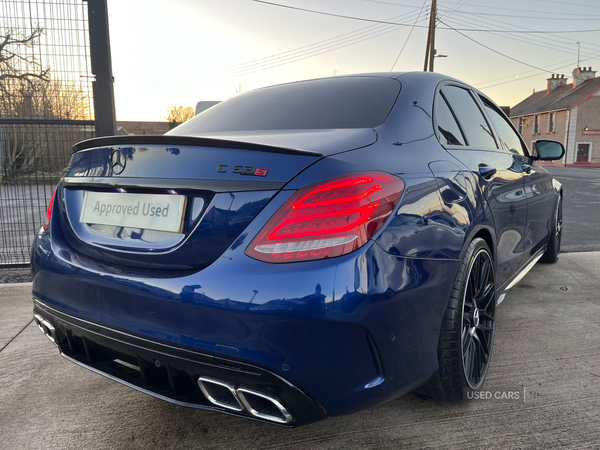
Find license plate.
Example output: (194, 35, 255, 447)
(80, 191, 186, 233)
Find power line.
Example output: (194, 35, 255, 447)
(437, 0, 600, 17)
(217, 9, 421, 75)
(440, 5, 600, 54)
(541, 0, 600, 9)
(477, 53, 600, 89)
(442, 10, 600, 59)
(216, 13, 426, 78)
(390, 0, 428, 71)
(253, 0, 432, 26)
(443, 14, 598, 59)
(253, 1, 600, 33)
(438, 18, 554, 73)
(439, 0, 470, 21)
(443, 9, 600, 20)
(359, 0, 427, 6)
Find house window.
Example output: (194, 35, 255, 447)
(548, 112, 555, 132)
(533, 115, 540, 134)
(518, 117, 527, 134)
(576, 142, 592, 163)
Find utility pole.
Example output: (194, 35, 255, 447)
(428, 0, 437, 72)
(423, 0, 437, 72)
(423, 2, 433, 71)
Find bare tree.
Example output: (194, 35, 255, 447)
(233, 81, 243, 96)
(0, 26, 49, 88)
(164, 104, 195, 129)
(0, 26, 91, 178)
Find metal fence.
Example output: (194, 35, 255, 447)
(1, 0, 95, 269)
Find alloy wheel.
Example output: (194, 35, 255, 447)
(461, 248, 495, 389)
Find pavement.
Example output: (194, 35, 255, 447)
(1, 252, 600, 449)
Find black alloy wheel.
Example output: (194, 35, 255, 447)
(461, 246, 496, 389)
(541, 195, 562, 264)
(419, 238, 496, 401)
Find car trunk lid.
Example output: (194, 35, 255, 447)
(56, 135, 331, 270)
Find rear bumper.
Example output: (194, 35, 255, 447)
(33, 299, 327, 426)
(32, 213, 461, 421)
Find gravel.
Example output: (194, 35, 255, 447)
(0, 269, 32, 284)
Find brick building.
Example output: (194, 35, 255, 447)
(509, 67, 600, 166)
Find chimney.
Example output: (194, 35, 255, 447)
(547, 73, 567, 92)
(573, 66, 597, 88)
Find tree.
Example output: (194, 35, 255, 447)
(233, 81, 243, 96)
(164, 104, 195, 129)
(0, 26, 91, 179)
(0, 26, 49, 88)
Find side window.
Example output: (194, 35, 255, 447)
(441, 86, 497, 150)
(435, 92, 466, 146)
(482, 101, 527, 156)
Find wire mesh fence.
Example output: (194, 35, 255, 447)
(1, 0, 95, 269)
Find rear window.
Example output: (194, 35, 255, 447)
(172, 77, 401, 134)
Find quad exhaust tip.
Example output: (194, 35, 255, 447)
(33, 314, 58, 347)
(198, 376, 292, 424)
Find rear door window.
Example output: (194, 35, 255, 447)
(435, 92, 466, 146)
(441, 86, 497, 150)
(481, 100, 528, 156)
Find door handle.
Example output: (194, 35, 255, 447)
(478, 165, 497, 180)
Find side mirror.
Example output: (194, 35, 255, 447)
(532, 140, 565, 161)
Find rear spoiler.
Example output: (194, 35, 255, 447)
(71, 135, 324, 157)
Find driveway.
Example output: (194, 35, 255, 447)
(1, 252, 599, 449)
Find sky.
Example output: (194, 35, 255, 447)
(106, 0, 600, 121)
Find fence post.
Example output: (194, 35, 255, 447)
(86, 0, 117, 137)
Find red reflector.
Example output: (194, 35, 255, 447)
(246, 172, 404, 263)
(42, 188, 56, 231)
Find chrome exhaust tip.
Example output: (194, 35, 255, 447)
(197, 376, 243, 411)
(197, 376, 292, 424)
(33, 313, 58, 346)
(236, 387, 292, 424)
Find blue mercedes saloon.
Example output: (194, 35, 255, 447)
(32, 72, 565, 426)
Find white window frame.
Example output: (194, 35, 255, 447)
(575, 142, 593, 163)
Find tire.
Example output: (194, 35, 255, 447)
(540, 195, 562, 264)
(420, 238, 496, 401)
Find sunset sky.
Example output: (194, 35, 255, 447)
(106, 0, 600, 121)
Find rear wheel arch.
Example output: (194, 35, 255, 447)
(419, 236, 497, 400)
(458, 226, 496, 264)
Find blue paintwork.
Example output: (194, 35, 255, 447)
(68, 144, 319, 181)
(58, 186, 277, 269)
(31, 71, 561, 421)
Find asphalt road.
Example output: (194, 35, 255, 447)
(2, 251, 600, 449)
(546, 166, 600, 253)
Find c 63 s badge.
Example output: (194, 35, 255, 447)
(217, 165, 268, 177)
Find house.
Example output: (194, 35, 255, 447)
(509, 67, 600, 166)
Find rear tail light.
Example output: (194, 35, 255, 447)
(246, 172, 404, 263)
(42, 188, 56, 231)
